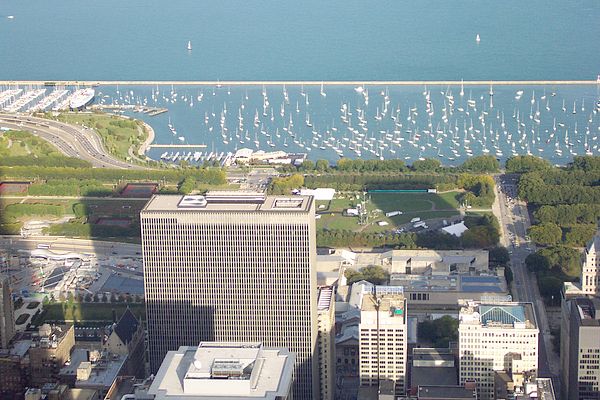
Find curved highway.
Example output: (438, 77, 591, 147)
(0, 113, 142, 169)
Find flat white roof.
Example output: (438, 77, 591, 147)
(442, 222, 469, 237)
(143, 194, 313, 213)
(148, 342, 295, 400)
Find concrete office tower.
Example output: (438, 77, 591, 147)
(359, 287, 408, 395)
(581, 232, 600, 294)
(141, 193, 318, 400)
(316, 286, 335, 400)
(0, 274, 15, 349)
(560, 296, 600, 400)
(458, 301, 539, 400)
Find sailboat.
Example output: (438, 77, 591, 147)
(187, 41, 192, 51)
(476, 34, 481, 43)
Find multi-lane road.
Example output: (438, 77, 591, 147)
(0, 113, 141, 169)
(494, 174, 560, 388)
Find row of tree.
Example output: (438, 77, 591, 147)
(303, 172, 460, 191)
(525, 245, 581, 303)
(0, 165, 227, 185)
(298, 155, 501, 173)
(518, 171, 600, 205)
(528, 223, 596, 247)
(534, 204, 600, 226)
(317, 214, 500, 249)
(27, 179, 113, 197)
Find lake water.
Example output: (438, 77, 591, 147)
(96, 83, 599, 164)
(1, 0, 599, 80)
(1, 1, 599, 164)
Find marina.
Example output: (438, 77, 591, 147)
(0, 82, 598, 166)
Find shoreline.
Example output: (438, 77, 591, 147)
(0, 80, 598, 86)
(137, 120, 155, 156)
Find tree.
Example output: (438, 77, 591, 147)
(460, 155, 499, 173)
(505, 155, 551, 173)
(299, 160, 314, 171)
(525, 252, 551, 273)
(270, 174, 304, 194)
(315, 159, 330, 172)
(504, 266, 513, 285)
(528, 223, 563, 246)
(345, 265, 390, 285)
(418, 316, 459, 347)
(538, 275, 563, 304)
(538, 246, 581, 278)
(412, 158, 441, 172)
(178, 176, 196, 194)
(489, 246, 510, 266)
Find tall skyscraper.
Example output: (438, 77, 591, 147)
(359, 287, 408, 395)
(0, 273, 15, 349)
(458, 301, 539, 400)
(560, 296, 600, 400)
(581, 232, 600, 295)
(141, 192, 318, 400)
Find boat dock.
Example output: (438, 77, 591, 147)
(91, 104, 168, 116)
(147, 144, 207, 149)
(0, 80, 598, 86)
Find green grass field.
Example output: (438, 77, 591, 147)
(0, 130, 64, 158)
(37, 302, 145, 323)
(317, 191, 461, 232)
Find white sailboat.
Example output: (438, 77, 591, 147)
(476, 34, 481, 43)
(187, 40, 192, 51)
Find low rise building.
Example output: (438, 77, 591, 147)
(103, 308, 145, 378)
(416, 384, 477, 399)
(410, 348, 458, 391)
(148, 342, 295, 400)
(327, 249, 489, 275)
(59, 348, 127, 397)
(29, 324, 75, 387)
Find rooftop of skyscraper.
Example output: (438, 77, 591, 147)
(573, 297, 600, 326)
(317, 286, 334, 311)
(148, 342, 295, 400)
(459, 301, 537, 329)
(360, 288, 406, 315)
(142, 192, 313, 213)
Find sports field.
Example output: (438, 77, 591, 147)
(316, 191, 461, 232)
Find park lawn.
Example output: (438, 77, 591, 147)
(316, 191, 460, 232)
(39, 302, 145, 322)
(0, 130, 63, 158)
(23, 199, 148, 218)
(363, 210, 460, 233)
(56, 112, 147, 162)
(369, 192, 459, 212)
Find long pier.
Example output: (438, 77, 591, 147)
(0, 80, 598, 86)
(147, 144, 207, 149)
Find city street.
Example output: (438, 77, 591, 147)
(0, 113, 141, 169)
(494, 175, 560, 388)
